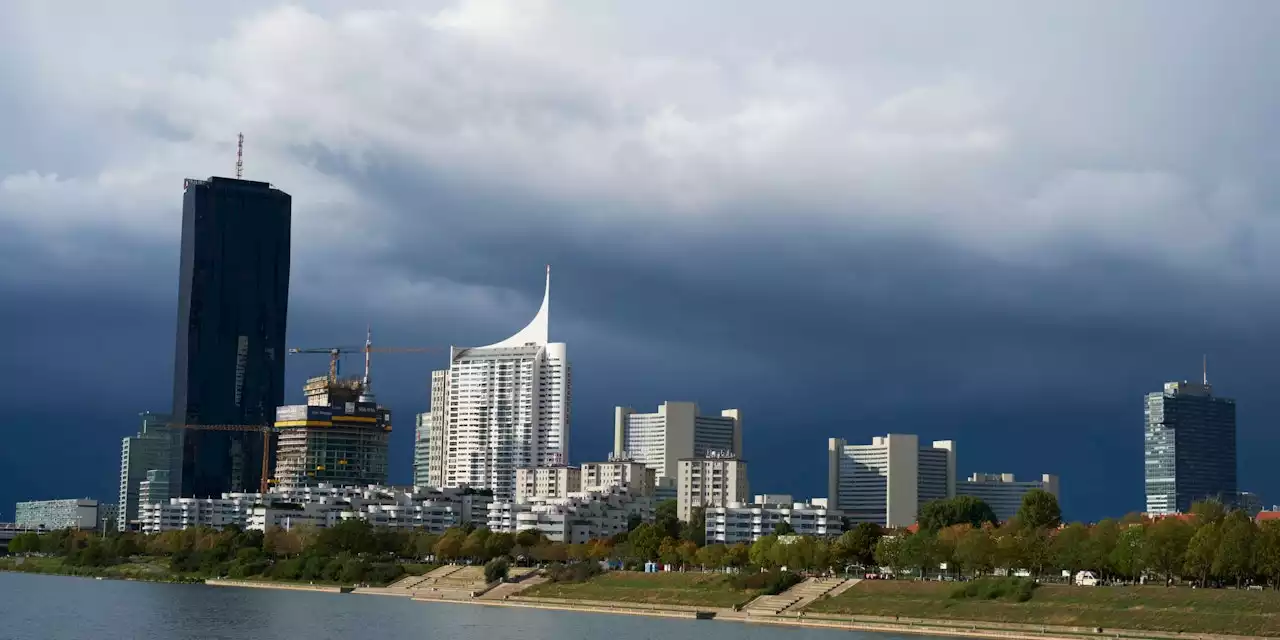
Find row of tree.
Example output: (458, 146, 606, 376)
(10, 490, 1278, 587)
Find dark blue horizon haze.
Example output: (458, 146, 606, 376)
(2, 1, 1280, 524)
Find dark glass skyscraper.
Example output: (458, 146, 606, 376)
(171, 177, 291, 498)
(1144, 381, 1236, 515)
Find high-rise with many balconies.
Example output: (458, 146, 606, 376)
(428, 268, 570, 500)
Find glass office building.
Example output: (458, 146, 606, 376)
(172, 177, 291, 498)
(1144, 381, 1237, 516)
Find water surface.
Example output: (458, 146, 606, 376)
(0, 572, 924, 640)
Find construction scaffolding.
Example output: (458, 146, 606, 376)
(274, 377, 392, 491)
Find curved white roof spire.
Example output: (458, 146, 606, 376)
(478, 265, 550, 349)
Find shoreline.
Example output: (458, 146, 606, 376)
(7, 569, 1266, 640)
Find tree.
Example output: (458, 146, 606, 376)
(1052, 523, 1090, 575)
(658, 538, 681, 566)
(1084, 519, 1120, 578)
(484, 557, 509, 583)
(835, 523, 882, 569)
(627, 523, 662, 562)
(1143, 517, 1193, 583)
(724, 543, 750, 569)
(434, 529, 466, 562)
(654, 500, 680, 538)
(1015, 490, 1062, 531)
(1254, 521, 1280, 589)
(1213, 510, 1257, 587)
(918, 496, 998, 533)
(1184, 522, 1221, 586)
(461, 528, 491, 561)
(750, 535, 778, 569)
(680, 508, 706, 546)
(936, 525, 971, 575)
(678, 540, 699, 569)
(900, 532, 940, 577)
(696, 543, 726, 569)
(485, 532, 515, 560)
(773, 521, 796, 536)
(1190, 500, 1228, 528)
(873, 536, 904, 575)
(955, 526, 997, 576)
(1016, 529, 1053, 577)
(1110, 526, 1145, 581)
(514, 529, 544, 549)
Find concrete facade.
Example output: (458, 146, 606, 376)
(515, 466, 582, 503)
(15, 499, 100, 530)
(613, 402, 742, 482)
(118, 411, 173, 531)
(676, 453, 749, 522)
(705, 496, 843, 544)
(581, 457, 657, 496)
(827, 434, 956, 528)
(957, 472, 1060, 522)
(429, 269, 570, 500)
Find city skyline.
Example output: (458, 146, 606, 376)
(5, 2, 1280, 522)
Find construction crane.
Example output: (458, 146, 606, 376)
(167, 423, 277, 494)
(288, 327, 439, 394)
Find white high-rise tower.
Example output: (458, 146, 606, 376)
(427, 267, 571, 499)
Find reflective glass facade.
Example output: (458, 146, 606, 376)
(1144, 382, 1236, 515)
(172, 177, 291, 498)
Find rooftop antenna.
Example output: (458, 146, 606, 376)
(235, 133, 244, 179)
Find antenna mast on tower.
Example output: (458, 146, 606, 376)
(235, 133, 244, 179)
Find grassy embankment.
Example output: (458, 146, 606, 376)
(522, 571, 768, 609)
(805, 579, 1280, 637)
(0, 555, 436, 588)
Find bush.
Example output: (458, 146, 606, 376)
(731, 570, 803, 595)
(949, 577, 1037, 602)
(484, 557, 510, 583)
(545, 561, 602, 583)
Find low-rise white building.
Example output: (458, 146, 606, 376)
(515, 466, 581, 503)
(581, 456, 656, 496)
(677, 452, 748, 522)
(14, 499, 101, 530)
(705, 495, 844, 544)
(957, 473, 1060, 522)
(488, 487, 653, 543)
(138, 484, 493, 534)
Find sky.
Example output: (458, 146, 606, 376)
(2, 0, 1279, 522)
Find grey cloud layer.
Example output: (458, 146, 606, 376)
(1, 0, 1279, 518)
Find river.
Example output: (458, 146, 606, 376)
(0, 572, 929, 640)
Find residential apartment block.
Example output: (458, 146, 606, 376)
(488, 487, 653, 543)
(515, 466, 582, 503)
(676, 453, 749, 522)
(704, 495, 843, 544)
(581, 456, 656, 496)
(426, 268, 570, 500)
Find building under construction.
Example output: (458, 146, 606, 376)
(273, 376, 391, 491)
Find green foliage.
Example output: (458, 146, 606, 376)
(729, 570, 802, 594)
(654, 500, 680, 539)
(955, 527, 997, 575)
(627, 523, 663, 562)
(948, 577, 1037, 602)
(919, 496, 999, 533)
(835, 523, 882, 567)
(1015, 489, 1062, 531)
(873, 535, 904, 573)
(545, 561, 602, 583)
(900, 532, 941, 576)
(680, 507, 706, 546)
(1213, 511, 1256, 586)
(484, 557, 510, 583)
(1142, 517, 1192, 581)
(773, 521, 796, 536)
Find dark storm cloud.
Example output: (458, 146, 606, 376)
(2, 0, 1280, 520)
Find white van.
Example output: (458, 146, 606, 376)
(1074, 571, 1099, 587)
